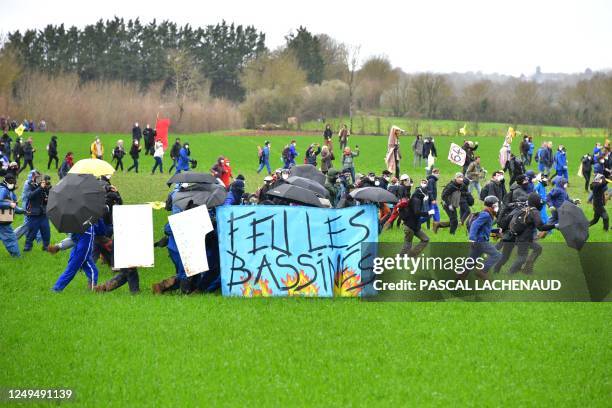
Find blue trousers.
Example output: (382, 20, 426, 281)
(24, 215, 50, 251)
(257, 159, 271, 174)
(168, 249, 187, 281)
(556, 168, 568, 180)
(0, 224, 20, 257)
(152, 156, 163, 174)
(53, 231, 98, 291)
(469, 242, 502, 273)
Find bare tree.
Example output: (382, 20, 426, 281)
(167, 48, 203, 122)
(344, 45, 360, 133)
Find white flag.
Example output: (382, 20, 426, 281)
(168, 205, 214, 277)
(448, 143, 467, 166)
(113, 204, 155, 268)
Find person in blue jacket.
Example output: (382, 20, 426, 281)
(466, 195, 502, 279)
(175, 142, 192, 174)
(224, 177, 245, 205)
(257, 141, 271, 175)
(0, 174, 25, 257)
(553, 145, 568, 180)
(534, 173, 549, 224)
(288, 140, 298, 167)
(546, 177, 579, 225)
(52, 219, 106, 291)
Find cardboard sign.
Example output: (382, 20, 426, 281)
(448, 143, 467, 166)
(168, 205, 214, 277)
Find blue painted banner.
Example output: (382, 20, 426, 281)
(216, 205, 378, 297)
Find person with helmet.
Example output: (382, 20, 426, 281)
(0, 174, 25, 257)
(466, 195, 502, 279)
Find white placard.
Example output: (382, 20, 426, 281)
(113, 204, 155, 268)
(448, 143, 467, 166)
(168, 206, 214, 277)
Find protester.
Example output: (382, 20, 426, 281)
(224, 176, 245, 205)
(412, 134, 424, 167)
(504, 153, 525, 186)
(461, 140, 478, 174)
(132, 122, 142, 142)
(46, 135, 59, 170)
(465, 156, 485, 195)
(466, 195, 501, 279)
(58, 152, 73, 179)
(520, 136, 530, 165)
(323, 124, 333, 150)
(0, 174, 25, 257)
(427, 168, 448, 233)
(304, 143, 321, 166)
(112, 140, 126, 171)
(589, 174, 608, 232)
(554, 145, 568, 180)
(19, 137, 36, 173)
(504, 174, 530, 205)
(422, 136, 437, 162)
(211, 156, 230, 187)
(480, 171, 507, 204)
(338, 124, 349, 151)
(1, 132, 12, 158)
(285, 140, 298, 168)
(385, 126, 402, 178)
(168, 138, 182, 173)
(398, 180, 433, 256)
(23, 174, 51, 252)
(257, 141, 271, 175)
(52, 219, 106, 291)
(341, 146, 360, 183)
(127, 139, 141, 173)
(320, 145, 334, 174)
(151, 140, 164, 174)
(581, 153, 593, 192)
(90, 137, 104, 160)
(441, 173, 464, 235)
(143, 124, 155, 155)
(175, 142, 192, 174)
(546, 177, 579, 225)
(12, 137, 23, 169)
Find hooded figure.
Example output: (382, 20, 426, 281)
(398, 184, 432, 257)
(385, 126, 403, 177)
(224, 179, 245, 205)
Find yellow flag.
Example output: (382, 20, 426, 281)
(15, 124, 25, 137)
(459, 123, 467, 135)
(148, 201, 166, 210)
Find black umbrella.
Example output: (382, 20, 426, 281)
(286, 176, 329, 197)
(172, 184, 227, 210)
(166, 172, 216, 186)
(47, 174, 107, 233)
(289, 164, 325, 186)
(266, 183, 325, 207)
(557, 202, 589, 250)
(350, 187, 399, 203)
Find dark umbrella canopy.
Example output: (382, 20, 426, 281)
(172, 184, 227, 210)
(47, 174, 107, 233)
(286, 176, 329, 197)
(166, 172, 216, 186)
(266, 183, 325, 207)
(557, 202, 589, 250)
(350, 187, 399, 203)
(289, 164, 325, 186)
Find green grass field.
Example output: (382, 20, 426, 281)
(301, 115, 609, 139)
(1, 129, 610, 406)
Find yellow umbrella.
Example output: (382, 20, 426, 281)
(69, 158, 115, 177)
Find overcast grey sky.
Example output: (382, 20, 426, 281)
(2, 0, 611, 76)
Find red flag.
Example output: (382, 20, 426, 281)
(155, 118, 170, 150)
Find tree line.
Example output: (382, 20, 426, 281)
(1, 19, 611, 133)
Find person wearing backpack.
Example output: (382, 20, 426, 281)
(504, 153, 525, 186)
(589, 174, 608, 232)
(466, 195, 502, 279)
(504, 174, 530, 206)
(257, 141, 271, 175)
(505, 192, 557, 274)
(398, 181, 434, 257)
